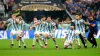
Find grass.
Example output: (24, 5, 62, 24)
(0, 39, 100, 56)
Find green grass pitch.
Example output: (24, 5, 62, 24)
(0, 39, 100, 56)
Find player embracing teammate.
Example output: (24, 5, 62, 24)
(30, 16, 58, 50)
(6, 14, 27, 48)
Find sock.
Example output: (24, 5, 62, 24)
(21, 38, 26, 46)
(52, 38, 56, 45)
(76, 36, 80, 46)
(45, 38, 47, 44)
(52, 34, 57, 45)
(19, 39, 21, 46)
(10, 34, 14, 44)
(38, 38, 43, 47)
(32, 37, 36, 45)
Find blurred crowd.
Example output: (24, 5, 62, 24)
(0, 0, 100, 29)
(64, 0, 100, 22)
(0, 0, 17, 19)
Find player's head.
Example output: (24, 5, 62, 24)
(33, 16, 37, 21)
(66, 17, 71, 21)
(17, 15, 22, 20)
(47, 16, 52, 22)
(79, 13, 82, 18)
(88, 16, 94, 21)
(41, 15, 46, 21)
(12, 14, 16, 19)
(70, 25, 74, 30)
(75, 13, 81, 20)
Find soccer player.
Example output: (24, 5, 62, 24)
(16, 15, 27, 48)
(43, 16, 59, 50)
(87, 16, 98, 48)
(7, 14, 18, 48)
(64, 25, 76, 49)
(30, 17, 44, 49)
(39, 16, 49, 47)
(72, 13, 87, 48)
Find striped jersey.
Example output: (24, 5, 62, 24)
(66, 30, 76, 41)
(17, 19, 25, 31)
(30, 20, 41, 31)
(72, 19, 85, 32)
(46, 21, 56, 33)
(7, 18, 18, 31)
(35, 20, 42, 32)
(40, 21, 48, 32)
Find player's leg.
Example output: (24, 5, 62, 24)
(51, 33, 58, 49)
(75, 30, 81, 49)
(43, 37, 48, 48)
(32, 32, 39, 49)
(69, 40, 74, 49)
(16, 30, 21, 41)
(88, 31, 97, 48)
(79, 34, 87, 48)
(18, 36, 21, 48)
(64, 40, 69, 49)
(38, 32, 45, 48)
(38, 36, 44, 48)
(10, 30, 15, 48)
(21, 37, 27, 49)
(41, 36, 46, 44)
(32, 36, 36, 49)
(42, 32, 50, 48)
(35, 32, 44, 48)
(93, 31, 98, 48)
(16, 31, 21, 48)
(39, 32, 47, 45)
(76, 36, 81, 49)
(81, 32, 87, 48)
(87, 32, 93, 44)
(18, 31, 27, 49)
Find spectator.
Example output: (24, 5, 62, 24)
(96, 10, 100, 23)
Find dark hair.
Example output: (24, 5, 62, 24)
(76, 12, 82, 16)
(41, 15, 46, 18)
(66, 17, 71, 20)
(47, 15, 51, 18)
(33, 16, 37, 18)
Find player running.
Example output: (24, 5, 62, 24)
(6, 14, 18, 48)
(16, 15, 27, 48)
(30, 17, 44, 49)
(43, 16, 59, 50)
(72, 13, 87, 48)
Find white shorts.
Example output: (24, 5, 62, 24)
(75, 30, 80, 34)
(42, 32, 49, 35)
(34, 31, 50, 37)
(64, 40, 74, 46)
(80, 31, 86, 37)
(34, 31, 41, 35)
(11, 30, 17, 35)
(75, 30, 85, 37)
(16, 30, 23, 37)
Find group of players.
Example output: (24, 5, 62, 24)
(5, 13, 98, 50)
